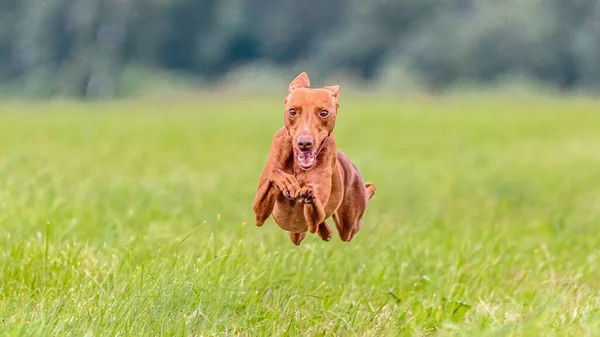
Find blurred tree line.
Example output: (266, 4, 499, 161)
(0, 0, 599, 98)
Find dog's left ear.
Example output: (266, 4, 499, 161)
(324, 86, 340, 108)
(324, 85, 339, 100)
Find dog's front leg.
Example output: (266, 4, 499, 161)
(297, 183, 329, 234)
(252, 128, 297, 226)
(252, 169, 300, 226)
(252, 179, 279, 227)
(303, 199, 325, 234)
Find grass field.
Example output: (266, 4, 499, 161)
(1, 95, 600, 336)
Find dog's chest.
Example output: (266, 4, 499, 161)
(272, 162, 344, 233)
(272, 199, 310, 232)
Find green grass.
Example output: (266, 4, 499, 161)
(1, 95, 600, 336)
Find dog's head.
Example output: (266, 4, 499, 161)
(284, 72, 340, 170)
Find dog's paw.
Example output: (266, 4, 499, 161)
(282, 190, 294, 200)
(270, 170, 300, 200)
(296, 187, 315, 204)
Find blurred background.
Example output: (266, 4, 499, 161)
(2, 0, 600, 99)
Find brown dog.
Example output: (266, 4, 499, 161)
(252, 72, 375, 245)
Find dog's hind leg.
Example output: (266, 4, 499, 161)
(288, 232, 307, 246)
(332, 212, 361, 242)
(317, 221, 333, 242)
(349, 182, 375, 238)
(332, 182, 372, 242)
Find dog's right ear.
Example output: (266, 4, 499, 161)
(288, 72, 310, 94)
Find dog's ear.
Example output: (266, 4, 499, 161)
(324, 85, 340, 108)
(324, 85, 339, 99)
(288, 72, 310, 93)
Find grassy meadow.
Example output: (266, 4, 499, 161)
(1, 94, 600, 336)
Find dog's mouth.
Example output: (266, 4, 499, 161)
(296, 150, 317, 169)
(294, 138, 327, 170)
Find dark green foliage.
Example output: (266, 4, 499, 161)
(1, 0, 600, 97)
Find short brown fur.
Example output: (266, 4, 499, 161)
(252, 72, 375, 245)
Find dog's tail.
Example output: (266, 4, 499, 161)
(365, 182, 376, 200)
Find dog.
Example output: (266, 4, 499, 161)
(252, 72, 375, 245)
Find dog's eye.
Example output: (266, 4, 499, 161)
(320, 110, 329, 118)
(288, 108, 297, 116)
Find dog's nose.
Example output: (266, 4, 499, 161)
(297, 136, 314, 151)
